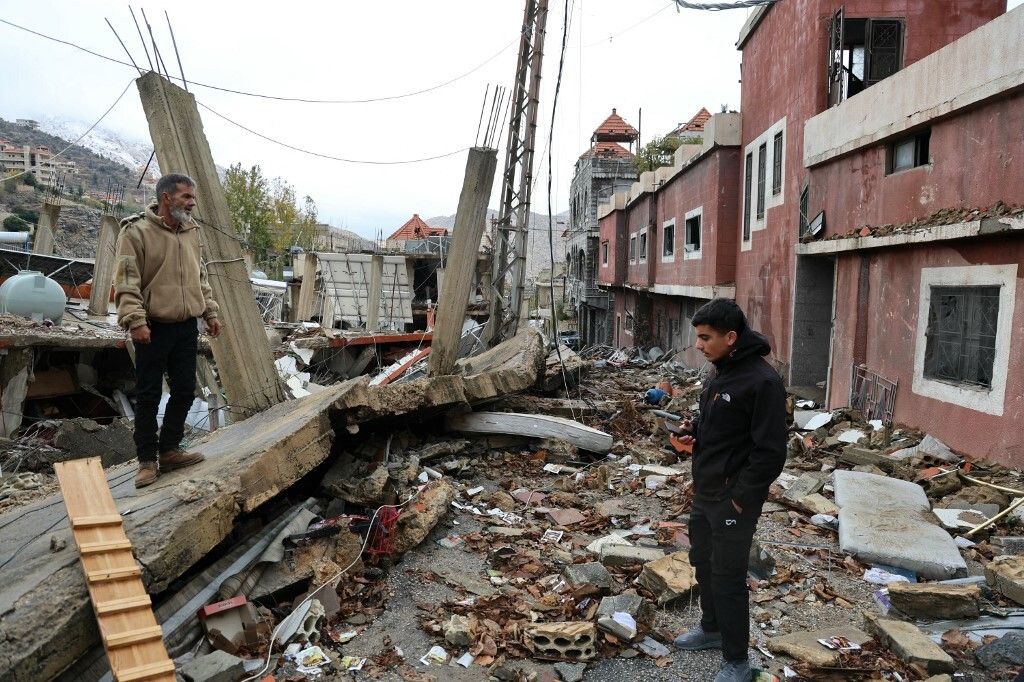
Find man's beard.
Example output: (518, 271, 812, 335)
(170, 207, 192, 224)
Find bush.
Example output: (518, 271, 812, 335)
(11, 205, 38, 223)
(22, 172, 38, 188)
(3, 215, 30, 232)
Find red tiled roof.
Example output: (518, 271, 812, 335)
(579, 141, 635, 161)
(592, 108, 638, 143)
(387, 214, 449, 241)
(670, 107, 712, 137)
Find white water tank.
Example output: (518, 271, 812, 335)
(0, 270, 66, 323)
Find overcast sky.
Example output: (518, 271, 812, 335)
(1, 1, 1018, 238)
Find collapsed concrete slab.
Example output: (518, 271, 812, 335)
(833, 470, 967, 580)
(0, 329, 546, 681)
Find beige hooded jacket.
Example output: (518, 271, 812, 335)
(114, 204, 220, 330)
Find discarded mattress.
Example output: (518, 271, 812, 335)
(833, 470, 967, 580)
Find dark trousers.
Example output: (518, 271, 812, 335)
(133, 319, 198, 462)
(688, 495, 763, 661)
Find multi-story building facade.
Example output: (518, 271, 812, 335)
(597, 0, 1023, 467)
(0, 143, 77, 187)
(567, 110, 638, 346)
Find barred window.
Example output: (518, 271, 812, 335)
(924, 286, 1000, 388)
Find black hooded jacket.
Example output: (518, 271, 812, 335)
(691, 326, 787, 510)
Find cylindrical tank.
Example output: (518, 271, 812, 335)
(0, 232, 31, 245)
(0, 270, 66, 323)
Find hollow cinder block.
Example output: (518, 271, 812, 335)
(529, 621, 597, 661)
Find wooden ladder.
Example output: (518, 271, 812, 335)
(55, 458, 175, 682)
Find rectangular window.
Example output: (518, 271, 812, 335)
(743, 152, 753, 240)
(888, 129, 930, 174)
(772, 132, 783, 195)
(684, 214, 701, 254)
(639, 232, 647, 261)
(629, 235, 637, 261)
(798, 184, 809, 236)
(924, 285, 1000, 388)
(662, 223, 675, 258)
(756, 142, 767, 220)
(601, 241, 609, 265)
(828, 14, 904, 104)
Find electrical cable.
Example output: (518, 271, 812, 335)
(671, 0, 776, 9)
(197, 102, 470, 166)
(0, 80, 134, 184)
(0, 18, 515, 105)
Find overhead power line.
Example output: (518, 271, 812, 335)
(0, 18, 515, 105)
(671, 0, 776, 9)
(197, 102, 469, 165)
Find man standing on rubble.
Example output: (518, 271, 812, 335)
(673, 298, 786, 682)
(114, 173, 220, 488)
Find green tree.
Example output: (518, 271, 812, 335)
(12, 205, 39, 223)
(268, 178, 318, 253)
(3, 215, 30, 231)
(223, 163, 272, 262)
(21, 172, 39, 188)
(634, 135, 683, 173)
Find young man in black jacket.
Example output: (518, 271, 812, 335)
(673, 298, 787, 682)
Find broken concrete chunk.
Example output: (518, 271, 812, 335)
(636, 551, 696, 605)
(392, 479, 456, 554)
(782, 473, 825, 504)
(943, 485, 1010, 511)
(563, 562, 614, 592)
(932, 507, 990, 531)
(179, 649, 246, 682)
(887, 582, 981, 620)
(553, 662, 586, 682)
(973, 631, 1024, 670)
(889, 434, 958, 463)
(798, 493, 839, 516)
(596, 593, 655, 628)
(991, 536, 1024, 555)
(529, 622, 597, 661)
(766, 627, 871, 666)
(599, 544, 665, 567)
(597, 613, 637, 642)
(794, 410, 828, 430)
(444, 614, 472, 647)
(984, 555, 1024, 605)
(833, 470, 966, 580)
(321, 458, 389, 506)
(864, 613, 955, 674)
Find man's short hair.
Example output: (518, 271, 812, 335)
(692, 297, 746, 334)
(155, 173, 195, 201)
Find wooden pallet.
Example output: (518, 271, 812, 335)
(54, 458, 176, 682)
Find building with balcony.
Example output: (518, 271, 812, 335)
(0, 143, 77, 187)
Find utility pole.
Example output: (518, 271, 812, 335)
(136, 71, 285, 418)
(483, 0, 549, 347)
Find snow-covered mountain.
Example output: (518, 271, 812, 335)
(38, 117, 155, 173)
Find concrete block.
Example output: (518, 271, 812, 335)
(636, 550, 696, 605)
(783, 472, 825, 504)
(596, 593, 654, 628)
(766, 627, 872, 666)
(984, 555, 1024, 605)
(445, 614, 472, 647)
(864, 614, 955, 674)
(887, 582, 981, 619)
(529, 622, 597, 661)
(563, 562, 613, 592)
(991, 536, 1024, 555)
(799, 493, 839, 516)
(599, 544, 665, 567)
(974, 631, 1024, 670)
(180, 650, 245, 682)
(834, 470, 966, 580)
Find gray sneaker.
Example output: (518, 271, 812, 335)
(713, 659, 751, 682)
(673, 625, 723, 650)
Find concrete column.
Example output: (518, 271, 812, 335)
(136, 71, 284, 418)
(428, 147, 498, 376)
(295, 252, 318, 321)
(87, 214, 120, 317)
(32, 201, 61, 255)
(367, 254, 384, 331)
(435, 267, 446, 301)
(0, 348, 32, 437)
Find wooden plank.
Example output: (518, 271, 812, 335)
(137, 71, 285, 418)
(54, 458, 175, 682)
(446, 411, 613, 454)
(428, 147, 498, 376)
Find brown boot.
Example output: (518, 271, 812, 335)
(135, 461, 159, 488)
(158, 449, 205, 471)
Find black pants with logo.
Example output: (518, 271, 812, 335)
(133, 319, 198, 462)
(688, 495, 763, 661)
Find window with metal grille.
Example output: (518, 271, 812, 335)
(798, 184, 809, 236)
(772, 132, 784, 195)
(924, 285, 1000, 388)
(638, 231, 647, 261)
(663, 222, 675, 258)
(743, 152, 753, 240)
(827, 13, 904, 104)
(602, 241, 609, 265)
(629, 235, 637, 261)
(756, 143, 767, 220)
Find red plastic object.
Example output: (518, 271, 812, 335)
(365, 507, 401, 557)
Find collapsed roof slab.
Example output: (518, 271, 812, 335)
(0, 328, 544, 681)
